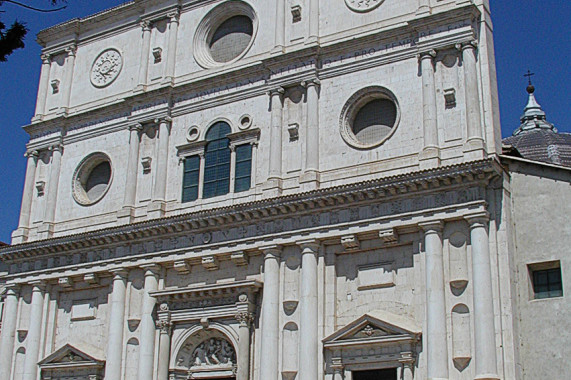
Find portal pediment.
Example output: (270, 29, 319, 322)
(39, 343, 104, 370)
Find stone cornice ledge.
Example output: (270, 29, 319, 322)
(0, 158, 501, 260)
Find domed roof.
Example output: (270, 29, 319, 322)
(502, 85, 571, 167)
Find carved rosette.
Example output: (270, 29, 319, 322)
(345, 0, 384, 12)
(235, 312, 254, 327)
(90, 48, 123, 88)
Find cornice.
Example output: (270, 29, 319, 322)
(0, 158, 501, 262)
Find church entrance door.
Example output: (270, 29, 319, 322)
(352, 368, 397, 380)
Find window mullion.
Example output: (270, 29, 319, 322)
(198, 151, 205, 199)
(230, 145, 236, 193)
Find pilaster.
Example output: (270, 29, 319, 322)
(259, 245, 281, 380)
(419, 50, 441, 169)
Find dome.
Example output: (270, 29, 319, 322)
(502, 85, 571, 167)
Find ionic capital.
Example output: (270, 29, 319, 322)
(49, 143, 64, 153)
(108, 268, 129, 280)
(140, 263, 162, 277)
(419, 49, 437, 61)
(418, 220, 443, 234)
(167, 9, 181, 23)
(459, 40, 478, 51)
(129, 123, 143, 132)
(464, 211, 489, 229)
(301, 78, 321, 89)
(65, 44, 77, 57)
(28, 280, 47, 292)
(268, 87, 285, 98)
(260, 244, 282, 259)
(140, 19, 152, 32)
(297, 238, 320, 254)
(25, 150, 39, 159)
(41, 54, 51, 64)
(155, 116, 173, 126)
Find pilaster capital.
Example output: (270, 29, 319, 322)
(398, 351, 415, 366)
(464, 211, 489, 228)
(4, 284, 20, 297)
(459, 40, 478, 51)
(140, 19, 152, 31)
(49, 143, 64, 153)
(156, 318, 173, 334)
(28, 279, 47, 292)
(235, 311, 254, 327)
(301, 78, 321, 89)
(65, 44, 77, 57)
(129, 123, 143, 132)
(155, 116, 173, 126)
(140, 263, 162, 276)
(297, 238, 320, 253)
(260, 244, 282, 259)
(418, 220, 443, 234)
(108, 268, 129, 280)
(167, 9, 181, 23)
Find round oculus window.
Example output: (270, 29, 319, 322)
(194, 1, 258, 68)
(72, 153, 113, 206)
(340, 87, 400, 149)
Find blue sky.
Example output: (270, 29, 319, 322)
(0, 1, 569, 243)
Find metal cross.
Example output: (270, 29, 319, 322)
(524, 69, 535, 86)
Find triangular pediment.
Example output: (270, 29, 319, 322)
(323, 310, 421, 348)
(39, 343, 104, 369)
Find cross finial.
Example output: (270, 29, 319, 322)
(524, 69, 535, 86)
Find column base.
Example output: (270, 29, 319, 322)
(299, 170, 320, 191)
(147, 201, 166, 219)
(416, 5, 431, 16)
(117, 206, 135, 225)
(56, 107, 69, 117)
(419, 146, 441, 170)
(11, 228, 29, 244)
(38, 222, 55, 240)
(271, 46, 285, 55)
(262, 178, 283, 198)
(463, 138, 487, 161)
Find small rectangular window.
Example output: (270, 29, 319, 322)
(182, 155, 200, 203)
(234, 144, 252, 193)
(529, 261, 563, 299)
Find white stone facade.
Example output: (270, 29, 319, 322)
(0, 1, 568, 379)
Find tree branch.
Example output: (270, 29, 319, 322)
(1, 0, 67, 13)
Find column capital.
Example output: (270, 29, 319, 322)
(156, 319, 172, 335)
(465, 211, 490, 228)
(40, 53, 51, 64)
(167, 9, 181, 23)
(458, 40, 478, 51)
(260, 244, 282, 259)
(235, 311, 254, 327)
(155, 116, 172, 125)
(140, 19, 152, 31)
(109, 268, 129, 279)
(297, 239, 320, 253)
(140, 263, 162, 276)
(25, 150, 39, 158)
(418, 220, 443, 233)
(28, 280, 46, 291)
(129, 123, 143, 132)
(4, 284, 20, 297)
(301, 78, 321, 88)
(49, 143, 64, 153)
(419, 49, 437, 60)
(65, 44, 77, 57)
(268, 87, 285, 97)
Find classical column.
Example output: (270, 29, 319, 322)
(268, 88, 284, 183)
(105, 269, 128, 380)
(466, 213, 499, 380)
(33, 54, 51, 121)
(259, 245, 281, 380)
(302, 79, 320, 184)
(163, 11, 180, 84)
(137, 20, 152, 90)
(156, 316, 172, 380)
(18, 151, 39, 230)
(121, 124, 143, 220)
(235, 312, 253, 380)
(420, 221, 448, 380)
(461, 41, 485, 154)
(307, 0, 319, 43)
(138, 265, 160, 380)
(41, 143, 63, 237)
(150, 117, 171, 217)
(399, 352, 415, 380)
(22, 282, 45, 380)
(0, 286, 19, 380)
(60, 45, 76, 113)
(298, 240, 320, 380)
(419, 50, 440, 168)
(273, 0, 285, 53)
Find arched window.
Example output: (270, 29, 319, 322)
(203, 122, 232, 199)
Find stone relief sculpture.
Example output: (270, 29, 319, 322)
(191, 338, 235, 367)
(345, 0, 384, 13)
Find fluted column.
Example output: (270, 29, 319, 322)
(22, 282, 45, 380)
(18, 151, 39, 230)
(137, 20, 152, 90)
(461, 41, 485, 156)
(120, 123, 143, 222)
(307, 0, 319, 43)
(259, 245, 281, 380)
(59, 45, 76, 114)
(298, 240, 320, 380)
(268, 88, 284, 184)
(302, 79, 320, 185)
(419, 50, 440, 168)
(235, 312, 253, 380)
(163, 11, 180, 85)
(40, 143, 63, 238)
(150, 117, 171, 218)
(33, 54, 51, 121)
(273, 0, 285, 53)
(420, 221, 448, 380)
(138, 265, 160, 380)
(156, 316, 172, 380)
(105, 269, 128, 380)
(466, 213, 499, 380)
(0, 286, 19, 380)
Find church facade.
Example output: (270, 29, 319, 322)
(0, 1, 569, 379)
